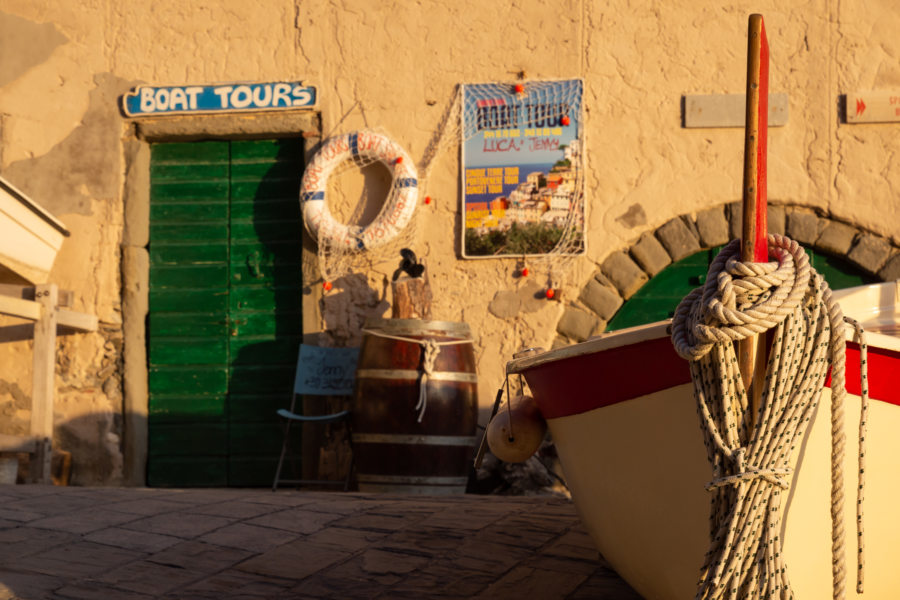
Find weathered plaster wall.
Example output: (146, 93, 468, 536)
(0, 0, 899, 484)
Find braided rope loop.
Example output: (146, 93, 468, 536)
(671, 234, 867, 600)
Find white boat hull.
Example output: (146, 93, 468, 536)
(509, 287, 900, 599)
(550, 383, 900, 599)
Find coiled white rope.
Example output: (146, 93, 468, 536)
(361, 329, 472, 422)
(671, 233, 867, 600)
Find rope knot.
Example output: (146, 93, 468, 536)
(672, 234, 811, 361)
(414, 339, 442, 422)
(705, 448, 793, 491)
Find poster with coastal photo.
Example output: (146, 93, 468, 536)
(460, 79, 585, 258)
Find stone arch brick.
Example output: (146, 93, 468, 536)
(556, 204, 900, 345)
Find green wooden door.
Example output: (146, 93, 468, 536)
(148, 138, 304, 487)
(607, 247, 879, 332)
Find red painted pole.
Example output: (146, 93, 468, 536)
(740, 14, 770, 424)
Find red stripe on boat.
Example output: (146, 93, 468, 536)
(525, 337, 900, 420)
(526, 337, 690, 419)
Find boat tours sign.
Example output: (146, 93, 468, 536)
(460, 79, 585, 258)
(122, 82, 316, 117)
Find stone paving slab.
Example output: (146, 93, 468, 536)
(0, 485, 642, 599)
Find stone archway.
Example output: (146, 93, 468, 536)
(555, 203, 900, 345)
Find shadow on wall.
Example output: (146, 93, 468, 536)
(223, 138, 307, 487)
(0, 333, 125, 487)
(0, 410, 137, 486)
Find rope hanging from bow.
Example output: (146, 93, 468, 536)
(671, 233, 868, 600)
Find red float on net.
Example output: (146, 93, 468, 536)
(545, 288, 555, 299)
(521, 267, 529, 277)
(514, 83, 525, 94)
(395, 156, 403, 164)
(424, 196, 432, 204)
(561, 115, 571, 126)
(323, 281, 333, 291)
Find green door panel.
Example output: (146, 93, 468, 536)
(150, 289, 229, 313)
(150, 222, 229, 243)
(149, 265, 229, 288)
(148, 366, 228, 395)
(228, 394, 289, 422)
(150, 243, 229, 266)
(229, 422, 284, 454)
(148, 138, 305, 487)
(148, 423, 228, 457)
(230, 138, 303, 159)
(151, 181, 230, 201)
(229, 287, 303, 313)
(149, 313, 228, 337)
(149, 395, 226, 421)
(229, 264, 302, 288)
(147, 457, 227, 488)
(229, 337, 302, 365)
(229, 240, 303, 265)
(150, 162, 229, 181)
(148, 337, 228, 366)
(224, 311, 302, 337)
(228, 366, 295, 394)
(230, 219, 304, 241)
(230, 198, 298, 220)
(231, 179, 303, 200)
(150, 140, 230, 162)
(150, 202, 227, 222)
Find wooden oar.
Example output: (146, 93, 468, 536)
(739, 14, 770, 427)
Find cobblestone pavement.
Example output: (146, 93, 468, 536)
(0, 484, 643, 599)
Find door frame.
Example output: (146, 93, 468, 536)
(121, 111, 322, 485)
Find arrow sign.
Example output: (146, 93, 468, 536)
(846, 91, 900, 123)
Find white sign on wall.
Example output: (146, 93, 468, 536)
(846, 91, 900, 124)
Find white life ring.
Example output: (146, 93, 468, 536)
(300, 131, 418, 250)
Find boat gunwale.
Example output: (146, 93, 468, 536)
(507, 318, 900, 376)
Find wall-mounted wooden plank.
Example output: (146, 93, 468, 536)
(0, 293, 40, 320)
(57, 309, 98, 332)
(845, 91, 900, 123)
(683, 93, 789, 128)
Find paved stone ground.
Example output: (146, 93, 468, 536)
(0, 484, 643, 599)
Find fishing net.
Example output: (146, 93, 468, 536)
(458, 79, 587, 291)
(304, 128, 422, 287)
(306, 79, 586, 294)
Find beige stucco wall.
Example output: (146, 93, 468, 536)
(1, 0, 899, 485)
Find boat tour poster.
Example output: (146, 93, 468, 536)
(460, 79, 585, 258)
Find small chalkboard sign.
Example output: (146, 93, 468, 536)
(293, 345, 360, 396)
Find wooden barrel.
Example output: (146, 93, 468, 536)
(351, 318, 478, 494)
